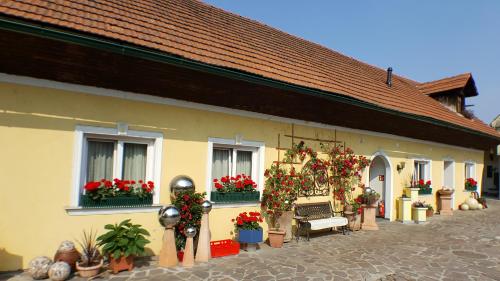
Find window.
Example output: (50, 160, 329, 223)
(207, 138, 264, 203)
(85, 139, 150, 183)
(465, 162, 475, 179)
(72, 126, 163, 207)
(413, 160, 431, 181)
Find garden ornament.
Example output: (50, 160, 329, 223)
(28, 256, 53, 279)
(158, 205, 181, 268)
(170, 175, 195, 198)
(48, 262, 71, 281)
(182, 226, 197, 268)
(196, 200, 212, 262)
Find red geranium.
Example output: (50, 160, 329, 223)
(232, 211, 263, 230)
(212, 174, 257, 193)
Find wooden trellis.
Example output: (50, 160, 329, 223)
(274, 124, 344, 197)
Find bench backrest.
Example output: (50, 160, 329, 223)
(294, 202, 333, 220)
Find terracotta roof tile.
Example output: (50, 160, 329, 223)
(0, 0, 498, 138)
(417, 73, 478, 97)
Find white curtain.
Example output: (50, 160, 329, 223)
(212, 149, 230, 189)
(123, 143, 147, 181)
(86, 140, 114, 182)
(236, 151, 252, 176)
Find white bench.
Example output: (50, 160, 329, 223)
(294, 201, 349, 241)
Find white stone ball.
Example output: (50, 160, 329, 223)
(460, 203, 469, 211)
(57, 241, 75, 252)
(465, 198, 478, 207)
(48, 262, 71, 281)
(28, 256, 53, 279)
(477, 204, 484, 210)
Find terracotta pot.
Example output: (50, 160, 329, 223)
(54, 249, 80, 271)
(277, 211, 293, 243)
(109, 255, 134, 274)
(268, 229, 285, 248)
(76, 259, 103, 278)
(426, 209, 434, 217)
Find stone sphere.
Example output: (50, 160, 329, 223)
(465, 198, 479, 207)
(170, 175, 195, 194)
(57, 241, 75, 252)
(158, 205, 180, 228)
(364, 187, 373, 194)
(48, 262, 71, 281)
(461, 203, 469, 211)
(28, 256, 53, 279)
(185, 226, 197, 238)
(201, 200, 212, 214)
(478, 204, 484, 210)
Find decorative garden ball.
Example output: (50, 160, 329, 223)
(185, 226, 197, 238)
(364, 187, 373, 194)
(57, 241, 75, 252)
(461, 203, 469, 211)
(201, 200, 212, 214)
(158, 205, 180, 228)
(28, 256, 53, 279)
(170, 175, 195, 194)
(48, 262, 71, 281)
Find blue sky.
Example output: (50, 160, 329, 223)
(204, 0, 500, 124)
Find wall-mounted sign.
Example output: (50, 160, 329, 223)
(379, 175, 385, 181)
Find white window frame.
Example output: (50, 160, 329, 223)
(206, 137, 265, 205)
(413, 158, 432, 183)
(464, 161, 476, 180)
(71, 125, 163, 207)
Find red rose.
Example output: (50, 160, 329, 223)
(183, 194, 190, 201)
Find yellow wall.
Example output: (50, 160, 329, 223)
(0, 81, 484, 270)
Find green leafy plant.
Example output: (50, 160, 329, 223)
(173, 191, 205, 251)
(96, 219, 150, 259)
(426, 204, 434, 211)
(76, 229, 102, 267)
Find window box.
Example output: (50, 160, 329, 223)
(210, 191, 260, 203)
(465, 186, 477, 192)
(418, 188, 432, 195)
(80, 194, 153, 208)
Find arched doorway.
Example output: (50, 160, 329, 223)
(367, 152, 393, 220)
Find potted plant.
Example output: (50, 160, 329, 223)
(81, 179, 154, 208)
(262, 163, 299, 247)
(172, 190, 205, 260)
(426, 204, 434, 217)
(97, 219, 150, 273)
(75, 230, 103, 278)
(465, 178, 477, 191)
(412, 201, 427, 223)
(211, 174, 259, 203)
(233, 211, 263, 244)
(360, 190, 380, 206)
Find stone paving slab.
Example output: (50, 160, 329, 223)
(5, 200, 500, 281)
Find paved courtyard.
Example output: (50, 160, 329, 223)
(6, 200, 500, 281)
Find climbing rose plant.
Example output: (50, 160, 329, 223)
(173, 190, 205, 250)
(322, 144, 370, 206)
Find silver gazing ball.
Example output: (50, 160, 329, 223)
(170, 175, 195, 194)
(201, 200, 212, 214)
(364, 187, 373, 194)
(185, 226, 197, 238)
(158, 205, 180, 228)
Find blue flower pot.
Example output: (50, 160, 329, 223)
(238, 228, 263, 244)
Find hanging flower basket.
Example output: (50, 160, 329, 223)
(80, 194, 153, 208)
(210, 191, 260, 203)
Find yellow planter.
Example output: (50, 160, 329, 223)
(412, 207, 427, 224)
(405, 187, 420, 203)
(398, 197, 412, 223)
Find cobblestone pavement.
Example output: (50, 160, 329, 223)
(6, 200, 500, 281)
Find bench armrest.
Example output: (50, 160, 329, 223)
(294, 215, 309, 222)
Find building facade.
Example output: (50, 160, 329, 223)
(0, 0, 499, 271)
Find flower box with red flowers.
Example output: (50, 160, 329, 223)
(465, 178, 477, 191)
(81, 179, 154, 208)
(211, 175, 260, 203)
(232, 212, 263, 244)
(414, 179, 432, 195)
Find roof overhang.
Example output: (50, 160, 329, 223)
(0, 17, 499, 150)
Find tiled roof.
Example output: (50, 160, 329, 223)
(0, 0, 498, 138)
(417, 73, 478, 97)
